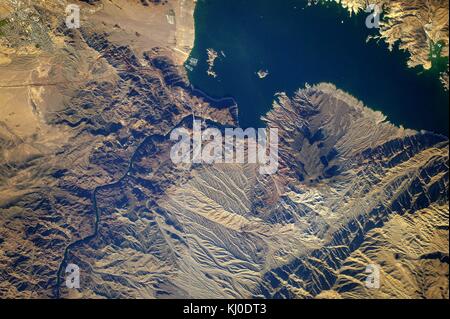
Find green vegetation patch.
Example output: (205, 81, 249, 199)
(429, 40, 449, 73)
(0, 18, 9, 37)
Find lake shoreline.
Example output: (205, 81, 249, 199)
(187, 0, 449, 136)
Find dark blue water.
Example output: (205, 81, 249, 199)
(187, 0, 449, 136)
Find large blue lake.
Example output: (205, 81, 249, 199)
(187, 0, 449, 136)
